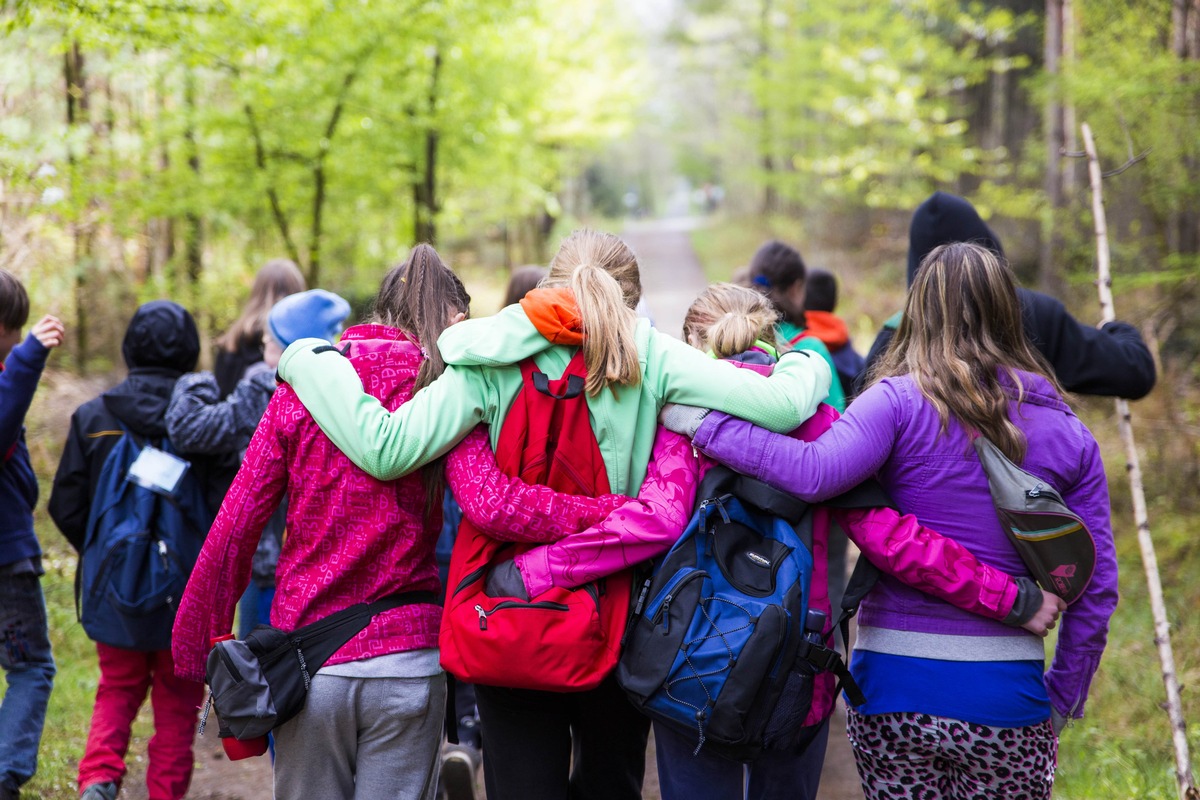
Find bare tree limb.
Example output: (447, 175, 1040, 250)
(1082, 121, 1198, 800)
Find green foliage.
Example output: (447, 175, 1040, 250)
(0, 0, 641, 359)
(668, 0, 1032, 211)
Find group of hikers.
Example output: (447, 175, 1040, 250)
(0, 190, 1156, 800)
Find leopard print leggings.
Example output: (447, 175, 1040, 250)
(847, 709, 1057, 799)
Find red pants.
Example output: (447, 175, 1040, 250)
(77, 644, 203, 800)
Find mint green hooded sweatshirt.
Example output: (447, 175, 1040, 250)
(277, 302, 831, 496)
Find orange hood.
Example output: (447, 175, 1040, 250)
(520, 287, 584, 346)
(803, 311, 850, 349)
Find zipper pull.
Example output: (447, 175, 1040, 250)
(1028, 484, 1043, 498)
(662, 594, 673, 635)
(632, 579, 651, 617)
(475, 604, 488, 631)
(198, 692, 213, 736)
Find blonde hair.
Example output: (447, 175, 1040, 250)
(217, 259, 306, 352)
(683, 283, 781, 359)
(869, 242, 1062, 463)
(545, 230, 642, 396)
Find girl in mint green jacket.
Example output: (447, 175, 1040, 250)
(277, 229, 833, 800)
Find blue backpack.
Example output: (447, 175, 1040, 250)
(617, 467, 885, 760)
(79, 424, 210, 651)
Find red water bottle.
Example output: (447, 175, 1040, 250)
(209, 635, 269, 760)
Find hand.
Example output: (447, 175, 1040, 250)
(659, 403, 710, 438)
(1021, 589, 1067, 637)
(30, 315, 65, 349)
(484, 560, 529, 601)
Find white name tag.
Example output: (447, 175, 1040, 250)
(127, 445, 190, 497)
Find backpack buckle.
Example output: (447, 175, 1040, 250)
(797, 640, 840, 672)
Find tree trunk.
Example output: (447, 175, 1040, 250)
(64, 39, 90, 374)
(1082, 122, 1198, 800)
(308, 63, 364, 285)
(183, 67, 203, 298)
(758, 0, 777, 216)
(1170, 0, 1200, 256)
(244, 104, 302, 268)
(413, 48, 441, 245)
(1039, 0, 1067, 297)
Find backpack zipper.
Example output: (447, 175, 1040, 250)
(473, 600, 570, 630)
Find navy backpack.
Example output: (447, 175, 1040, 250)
(79, 424, 210, 651)
(617, 466, 888, 760)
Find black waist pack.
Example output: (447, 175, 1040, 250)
(201, 590, 435, 740)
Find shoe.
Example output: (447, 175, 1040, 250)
(457, 714, 482, 751)
(438, 743, 480, 800)
(80, 782, 118, 800)
(0, 778, 19, 800)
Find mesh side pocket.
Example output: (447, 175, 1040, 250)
(760, 665, 814, 752)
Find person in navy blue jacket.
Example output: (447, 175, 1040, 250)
(0, 269, 64, 800)
(860, 191, 1157, 400)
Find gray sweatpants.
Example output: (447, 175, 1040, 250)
(273, 672, 446, 800)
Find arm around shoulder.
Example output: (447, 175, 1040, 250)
(278, 338, 488, 480)
(651, 331, 831, 433)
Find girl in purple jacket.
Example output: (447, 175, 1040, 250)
(665, 243, 1117, 799)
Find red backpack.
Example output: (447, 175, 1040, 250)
(438, 351, 632, 691)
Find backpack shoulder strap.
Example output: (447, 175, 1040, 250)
(822, 478, 895, 691)
(695, 466, 810, 524)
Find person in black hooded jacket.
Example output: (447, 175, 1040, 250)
(859, 191, 1156, 400)
(48, 300, 235, 800)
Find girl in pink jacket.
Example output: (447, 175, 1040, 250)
(172, 247, 635, 800)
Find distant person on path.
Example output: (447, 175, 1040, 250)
(166, 289, 351, 637)
(210, 258, 306, 632)
(213, 258, 306, 398)
(803, 268, 865, 401)
(860, 191, 1156, 399)
(0, 270, 63, 800)
(671, 244, 1118, 799)
(748, 241, 846, 412)
(48, 301, 226, 800)
(276, 229, 833, 800)
(501, 265, 547, 307)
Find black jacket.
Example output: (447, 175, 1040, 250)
(860, 192, 1156, 400)
(48, 301, 235, 552)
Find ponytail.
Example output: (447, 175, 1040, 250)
(370, 243, 471, 513)
(682, 283, 780, 360)
(570, 263, 641, 396)
(706, 312, 761, 359)
(372, 243, 471, 391)
(546, 229, 644, 396)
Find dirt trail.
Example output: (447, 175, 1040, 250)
(153, 218, 862, 798)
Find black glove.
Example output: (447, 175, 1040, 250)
(484, 560, 529, 601)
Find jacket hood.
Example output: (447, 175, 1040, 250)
(803, 311, 850, 349)
(907, 191, 1005, 286)
(439, 288, 637, 369)
(102, 370, 182, 437)
(122, 300, 200, 372)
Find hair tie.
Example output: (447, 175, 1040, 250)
(752, 275, 771, 288)
(419, 345, 429, 359)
